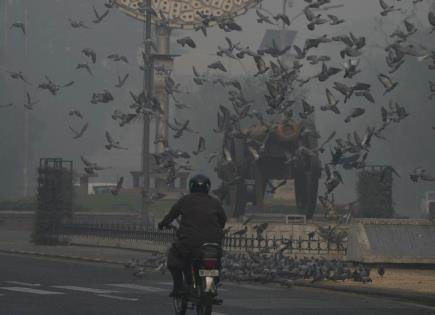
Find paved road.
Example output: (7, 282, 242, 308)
(1, 253, 434, 315)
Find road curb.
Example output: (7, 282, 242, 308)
(0, 249, 126, 266)
(294, 282, 435, 307)
(67, 242, 166, 254)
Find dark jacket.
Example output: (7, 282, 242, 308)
(160, 193, 227, 248)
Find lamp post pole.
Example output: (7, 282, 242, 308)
(141, 0, 153, 224)
(154, 24, 171, 155)
(113, 0, 262, 222)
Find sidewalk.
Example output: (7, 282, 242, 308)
(320, 269, 435, 295)
(295, 271, 435, 306)
(1, 228, 435, 306)
(0, 228, 154, 265)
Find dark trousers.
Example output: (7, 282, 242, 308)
(167, 242, 199, 290)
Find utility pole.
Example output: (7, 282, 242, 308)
(282, 0, 287, 30)
(113, 0, 261, 222)
(280, 0, 288, 47)
(154, 25, 171, 155)
(0, 1, 7, 66)
(141, 0, 153, 224)
(23, 6, 30, 197)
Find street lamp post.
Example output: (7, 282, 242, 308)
(141, 0, 153, 223)
(113, 0, 262, 223)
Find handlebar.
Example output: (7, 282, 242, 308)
(167, 223, 178, 231)
(159, 222, 178, 231)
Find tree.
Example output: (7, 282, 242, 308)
(356, 167, 394, 218)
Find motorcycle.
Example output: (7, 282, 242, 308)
(166, 226, 222, 315)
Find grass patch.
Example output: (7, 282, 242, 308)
(0, 196, 37, 211)
(0, 189, 177, 218)
(75, 189, 177, 218)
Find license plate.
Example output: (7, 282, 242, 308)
(199, 269, 219, 277)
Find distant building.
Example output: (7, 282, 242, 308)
(421, 191, 435, 219)
(87, 182, 117, 195)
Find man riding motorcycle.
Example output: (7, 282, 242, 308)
(158, 174, 227, 297)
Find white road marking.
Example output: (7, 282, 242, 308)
(97, 294, 139, 302)
(212, 312, 227, 315)
(106, 283, 165, 292)
(5, 281, 41, 287)
(155, 281, 227, 291)
(0, 287, 64, 295)
(156, 281, 172, 286)
(224, 283, 278, 291)
(51, 286, 117, 294)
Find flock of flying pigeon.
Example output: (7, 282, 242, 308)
(163, 0, 435, 213)
(4, 0, 435, 205)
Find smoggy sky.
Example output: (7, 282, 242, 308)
(1, 0, 435, 216)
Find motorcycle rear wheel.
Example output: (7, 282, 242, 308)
(196, 293, 213, 315)
(173, 296, 187, 315)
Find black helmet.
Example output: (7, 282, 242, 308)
(189, 174, 211, 194)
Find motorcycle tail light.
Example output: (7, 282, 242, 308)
(202, 258, 218, 269)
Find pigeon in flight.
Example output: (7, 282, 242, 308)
(379, 0, 400, 16)
(69, 123, 88, 139)
(273, 13, 290, 26)
(232, 225, 248, 236)
(344, 108, 365, 123)
(105, 131, 128, 150)
(82, 48, 97, 64)
(91, 90, 114, 104)
(208, 61, 227, 72)
(429, 12, 435, 33)
(115, 73, 129, 88)
(377, 73, 398, 95)
(256, 9, 275, 25)
(92, 5, 110, 24)
(266, 180, 287, 194)
(253, 55, 269, 77)
(10, 22, 25, 34)
(328, 14, 344, 25)
(410, 167, 435, 182)
(7, 70, 31, 85)
(76, 63, 93, 76)
(24, 92, 38, 110)
(69, 109, 83, 119)
(0, 102, 13, 109)
(192, 136, 206, 156)
(429, 81, 435, 99)
(104, 0, 115, 8)
(111, 176, 124, 196)
(304, 7, 328, 30)
(69, 18, 92, 29)
(176, 36, 196, 48)
(107, 54, 129, 63)
(81, 155, 109, 175)
(320, 88, 340, 114)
